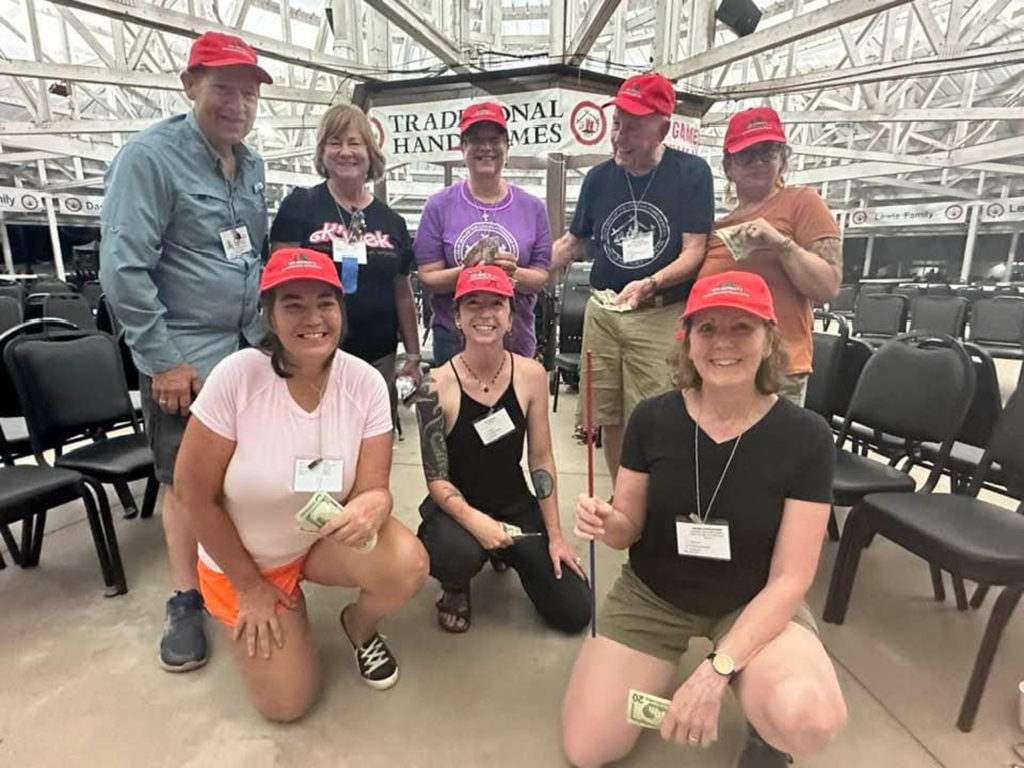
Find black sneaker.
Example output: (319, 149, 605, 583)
(159, 589, 208, 673)
(737, 724, 793, 767)
(342, 606, 399, 690)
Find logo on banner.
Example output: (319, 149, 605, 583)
(63, 197, 83, 214)
(21, 194, 39, 211)
(601, 201, 671, 269)
(570, 101, 606, 146)
(851, 210, 868, 226)
(986, 203, 1005, 219)
(945, 204, 965, 222)
(370, 117, 385, 149)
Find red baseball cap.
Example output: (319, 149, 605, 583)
(186, 32, 273, 85)
(680, 271, 777, 324)
(724, 107, 787, 154)
(455, 265, 515, 300)
(260, 248, 342, 294)
(460, 102, 508, 133)
(604, 73, 676, 117)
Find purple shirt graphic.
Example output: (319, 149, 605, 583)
(414, 181, 552, 357)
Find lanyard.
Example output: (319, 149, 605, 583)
(624, 162, 660, 233)
(693, 400, 742, 525)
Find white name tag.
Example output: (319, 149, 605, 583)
(621, 230, 654, 264)
(473, 407, 516, 446)
(332, 238, 368, 265)
(293, 458, 344, 493)
(220, 226, 252, 260)
(675, 518, 732, 561)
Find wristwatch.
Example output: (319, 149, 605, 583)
(706, 651, 736, 679)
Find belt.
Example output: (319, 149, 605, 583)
(638, 281, 690, 309)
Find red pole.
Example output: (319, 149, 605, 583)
(584, 349, 596, 637)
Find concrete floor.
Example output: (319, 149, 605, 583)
(2, 386, 1023, 768)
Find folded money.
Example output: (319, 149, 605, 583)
(715, 217, 770, 262)
(465, 236, 501, 266)
(591, 288, 633, 313)
(627, 688, 671, 729)
(295, 491, 345, 533)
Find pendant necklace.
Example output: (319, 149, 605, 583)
(460, 352, 506, 393)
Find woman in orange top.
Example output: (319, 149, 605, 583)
(698, 107, 842, 404)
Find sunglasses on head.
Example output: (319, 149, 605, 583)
(730, 143, 784, 166)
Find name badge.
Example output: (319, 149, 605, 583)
(621, 230, 654, 264)
(332, 238, 368, 265)
(293, 458, 344, 493)
(220, 226, 252, 260)
(675, 517, 731, 561)
(473, 407, 516, 446)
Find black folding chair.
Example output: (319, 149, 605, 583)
(909, 295, 968, 338)
(0, 280, 26, 306)
(823, 284, 857, 331)
(80, 280, 104, 310)
(5, 332, 161, 595)
(824, 388, 1024, 732)
(806, 311, 848, 422)
(28, 278, 72, 295)
(968, 296, 1024, 360)
(550, 262, 592, 412)
(852, 293, 910, 348)
(42, 293, 97, 331)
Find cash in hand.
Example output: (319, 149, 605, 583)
(626, 688, 671, 729)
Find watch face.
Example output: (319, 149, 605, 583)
(712, 653, 735, 676)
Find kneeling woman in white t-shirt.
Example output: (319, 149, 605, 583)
(175, 247, 428, 722)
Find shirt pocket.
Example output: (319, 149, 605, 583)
(167, 184, 235, 257)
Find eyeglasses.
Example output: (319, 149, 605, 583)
(730, 144, 784, 166)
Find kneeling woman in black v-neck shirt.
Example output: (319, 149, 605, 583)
(562, 271, 846, 768)
(413, 265, 591, 635)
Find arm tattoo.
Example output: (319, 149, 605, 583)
(808, 238, 843, 272)
(531, 469, 554, 500)
(414, 374, 450, 482)
(443, 489, 464, 504)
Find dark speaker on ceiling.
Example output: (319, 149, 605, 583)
(716, 0, 762, 37)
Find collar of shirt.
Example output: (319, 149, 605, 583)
(185, 110, 257, 174)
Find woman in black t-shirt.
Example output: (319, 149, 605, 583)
(270, 104, 421, 424)
(562, 271, 846, 768)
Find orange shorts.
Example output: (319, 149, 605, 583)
(197, 556, 306, 627)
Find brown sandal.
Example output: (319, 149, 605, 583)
(436, 587, 471, 634)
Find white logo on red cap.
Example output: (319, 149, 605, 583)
(283, 254, 322, 271)
(707, 280, 749, 298)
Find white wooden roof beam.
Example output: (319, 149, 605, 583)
(363, 0, 462, 65)
(568, 0, 625, 67)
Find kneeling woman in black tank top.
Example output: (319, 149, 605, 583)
(415, 265, 591, 634)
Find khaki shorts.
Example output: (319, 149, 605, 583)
(598, 564, 819, 664)
(579, 298, 681, 429)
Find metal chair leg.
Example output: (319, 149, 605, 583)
(83, 478, 128, 596)
(952, 574, 969, 611)
(957, 584, 1024, 732)
(823, 505, 873, 624)
(929, 565, 946, 602)
(19, 514, 34, 568)
(0, 522, 21, 566)
(79, 483, 115, 589)
(970, 583, 990, 609)
(26, 510, 46, 566)
(113, 479, 138, 519)
(827, 506, 840, 541)
(140, 474, 159, 519)
(551, 369, 561, 413)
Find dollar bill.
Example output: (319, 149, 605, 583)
(591, 288, 633, 313)
(295, 491, 345, 533)
(465, 236, 501, 266)
(500, 521, 524, 537)
(627, 689, 671, 729)
(715, 223, 752, 262)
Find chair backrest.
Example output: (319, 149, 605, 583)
(892, 284, 924, 302)
(926, 284, 954, 297)
(956, 286, 987, 304)
(829, 284, 858, 313)
(29, 278, 72, 294)
(0, 295, 22, 333)
(4, 332, 138, 456)
(558, 262, 593, 355)
(96, 293, 122, 335)
(842, 332, 975, 447)
(975, 387, 1024, 497)
(852, 293, 909, 338)
(80, 280, 104, 310)
(909, 295, 968, 338)
(42, 292, 96, 331)
(958, 343, 1002, 449)
(0, 318, 81, 419)
(805, 311, 848, 419)
(832, 337, 873, 419)
(969, 297, 1024, 345)
(0, 281, 26, 305)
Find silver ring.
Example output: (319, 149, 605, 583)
(688, 736, 700, 744)
(574, 556, 582, 563)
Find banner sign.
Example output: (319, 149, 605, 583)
(368, 88, 701, 163)
(0, 186, 45, 215)
(56, 193, 103, 216)
(980, 197, 1024, 223)
(845, 201, 969, 228)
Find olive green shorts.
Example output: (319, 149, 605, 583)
(598, 564, 819, 664)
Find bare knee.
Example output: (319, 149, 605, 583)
(392, 532, 429, 600)
(561, 713, 629, 768)
(251, 687, 317, 723)
(764, 679, 847, 755)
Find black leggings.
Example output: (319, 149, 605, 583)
(418, 496, 592, 635)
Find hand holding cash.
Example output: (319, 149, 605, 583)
(627, 689, 670, 729)
(464, 236, 501, 267)
(295, 491, 377, 553)
(500, 521, 543, 541)
(716, 217, 789, 262)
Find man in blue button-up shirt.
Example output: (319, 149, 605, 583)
(100, 31, 271, 673)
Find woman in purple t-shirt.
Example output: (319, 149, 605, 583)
(414, 102, 553, 364)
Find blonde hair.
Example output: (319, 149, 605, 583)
(314, 103, 387, 182)
(673, 319, 788, 394)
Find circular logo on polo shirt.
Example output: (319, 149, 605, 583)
(600, 200, 671, 269)
(453, 222, 520, 265)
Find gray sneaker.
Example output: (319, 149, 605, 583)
(159, 590, 208, 673)
(737, 724, 793, 768)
